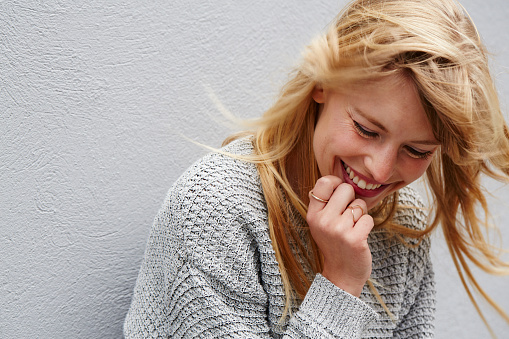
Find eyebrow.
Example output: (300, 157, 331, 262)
(351, 107, 441, 146)
(354, 108, 388, 132)
(411, 140, 442, 146)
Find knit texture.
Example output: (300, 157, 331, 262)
(124, 139, 436, 338)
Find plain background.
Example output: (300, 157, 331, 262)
(1, 1, 509, 337)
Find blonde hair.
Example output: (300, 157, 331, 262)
(224, 0, 509, 332)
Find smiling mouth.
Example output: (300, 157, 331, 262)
(341, 162, 388, 197)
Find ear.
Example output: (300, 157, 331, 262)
(312, 85, 325, 103)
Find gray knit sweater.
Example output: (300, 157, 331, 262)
(124, 139, 436, 338)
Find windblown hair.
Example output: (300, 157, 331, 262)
(224, 0, 509, 332)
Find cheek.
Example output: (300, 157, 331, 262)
(314, 120, 336, 156)
(313, 129, 328, 175)
(402, 159, 431, 183)
(312, 130, 323, 161)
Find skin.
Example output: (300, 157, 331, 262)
(307, 74, 440, 297)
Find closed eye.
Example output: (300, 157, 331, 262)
(353, 117, 435, 160)
(353, 121, 378, 139)
(405, 146, 433, 160)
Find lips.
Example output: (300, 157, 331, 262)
(341, 162, 388, 198)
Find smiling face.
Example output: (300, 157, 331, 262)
(312, 74, 440, 210)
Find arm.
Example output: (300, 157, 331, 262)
(124, 148, 378, 338)
(124, 214, 378, 338)
(124, 191, 378, 338)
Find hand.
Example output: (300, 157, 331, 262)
(307, 175, 374, 297)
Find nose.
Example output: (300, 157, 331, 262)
(364, 145, 398, 183)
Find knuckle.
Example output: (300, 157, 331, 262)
(360, 214, 374, 225)
(356, 217, 374, 231)
(306, 213, 317, 225)
(315, 175, 342, 191)
(307, 213, 329, 231)
(315, 176, 335, 190)
(338, 183, 355, 197)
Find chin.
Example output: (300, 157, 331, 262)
(362, 184, 404, 212)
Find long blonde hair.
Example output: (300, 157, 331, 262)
(224, 0, 509, 331)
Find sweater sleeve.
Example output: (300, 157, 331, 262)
(289, 274, 379, 338)
(124, 142, 378, 338)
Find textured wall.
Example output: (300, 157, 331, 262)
(1, 1, 508, 338)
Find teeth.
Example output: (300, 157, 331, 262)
(357, 179, 366, 189)
(343, 164, 382, 190)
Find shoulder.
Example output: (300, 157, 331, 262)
(166, 138, 270, 297)
(163, 137, 269, 255)
(169, 138, 265, 215)
(175, 138, 260, 190)
(181, 137, 257, 176)
(130, 139, 272, 325)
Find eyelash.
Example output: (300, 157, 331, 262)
(406, 147, 433, 160)
(353, 121, 433, 160)
(353, 121, 378, 139)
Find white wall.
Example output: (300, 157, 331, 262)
(1, 1, 508, 337)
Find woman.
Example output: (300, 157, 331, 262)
(125, 0, 509, 337)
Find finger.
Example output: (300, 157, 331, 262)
(351, 215, 375, 239)
(326, 183, 356, 213)
(348, 199, 368, 223)
(349, 205, 364, 223)
(350, 199, 368, 216)
(308, 176, 342, 214)
(309, 191, 329, 204)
